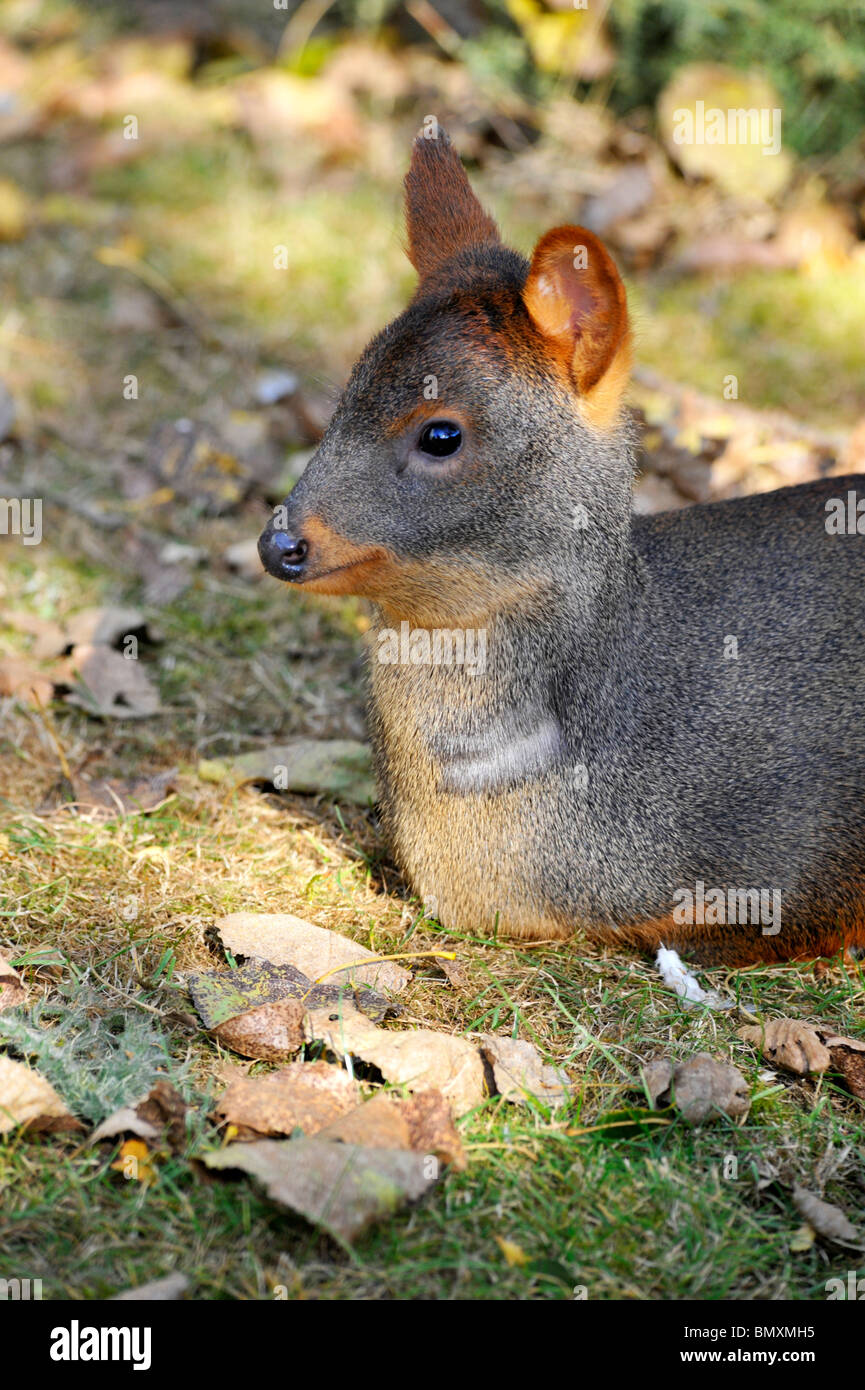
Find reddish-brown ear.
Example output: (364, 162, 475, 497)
(523, 226, 631, 429)
(404, 127, 500, 281)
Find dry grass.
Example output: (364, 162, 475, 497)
(1, 7, 864, 1299)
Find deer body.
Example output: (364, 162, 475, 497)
(258, 131, 865, 965)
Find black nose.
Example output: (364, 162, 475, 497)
(258, 526, 309, 581)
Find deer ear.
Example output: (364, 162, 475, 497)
(523, 226, 631, 430)
(405, 127, 500, 280)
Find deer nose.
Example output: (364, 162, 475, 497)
(258, 525, 309, 580)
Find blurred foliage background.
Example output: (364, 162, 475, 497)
(1, 0, 865, 527)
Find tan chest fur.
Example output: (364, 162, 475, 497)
(370, 652, 572, 941)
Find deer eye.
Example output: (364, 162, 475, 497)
(417, 420, 462, 458)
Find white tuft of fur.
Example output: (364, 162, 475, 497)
(655, 947, 734, 1011)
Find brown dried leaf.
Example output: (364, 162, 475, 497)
(318, 1090, 410, 1149)
(739, 1018, 832, 1075)
(304, 1006, 486, 1117)
(38, 768, 177, 817)
(439, 957, 470, 991)
(135, 1080, 188, 1151)
(204, 1136, 437, 1245)
(0, 657, 54, 708)
(821, 1033, 865, 1100)
(64, 606, 147, 648)
(643, 1053, 749, 1124)
(91, 1080, 187, 1150)
(0, 1054, 79, 1134)
(0, 954, 25, 1012)
(64, 644, 160, 718)
(479, 1035, 570, 1107)
(739, 1018, 865, 1097)
(213, 1061, 359, 1139)
(213, 997, 305, 1061)
(3, 610, 67, 658)
(216, 912, 410, 994)
(318, 1089, 465, 1170)
(642, 1057, 674, 1106)
(792, 1187, 861, 1247)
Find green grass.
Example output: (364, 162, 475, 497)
(2, 883, 864, 1300)
(2, 6, 864, 1302)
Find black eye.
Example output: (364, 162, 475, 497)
(418, 420, 462, 458)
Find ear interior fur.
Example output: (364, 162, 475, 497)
(404, 128, 500, 280)
(523, 226, 631, 430)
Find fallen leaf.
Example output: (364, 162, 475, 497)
(0, 657, 54, 708)
(3, 610, 67, 658)
(439, 957, 470, 991)
(642, 1053, 749, 1124)
(318, 1090, 410, 1148)
(216, 913, 410, 995)
(65, 644, 160, 718)
(509, 1, 615, 80)
(642, 1057, 674, 1107)
(204, 1136, 437, 1245)
(112, 1274, 189, 1301)
(739, 1018, 865, 1099)
(224, 538, 264, 580)
(213, 1061, 360, 1139)
(147, 419, 250, 514)
(134, 1080, 188, 1151)
(64, 606, 148, 648)
(495, 1236, 530, 1267)
(0, 954, 25, 1012)
(822, 1036, 865, 1101)
(0, 1055, 78, 1134)
(92, 1081, 187, 1150)
(188, 958, 398, 1032)
(479, 1035, 570, 1107)
(214, 998, 306, 1062)
(111, 1137, 156, 1183)
(38, 768, 177, 817)
(789, 1224, 816, 1253)
(739, 1019, 831, 1074)
(305, 1006, 486, 1117)
(91, 1107, 160, 1145)
(319, 1089, 465, 1170)
(199, 738, 375, 804)
(0, 177, 27, 240)
(792, 1187, 861, 1247)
